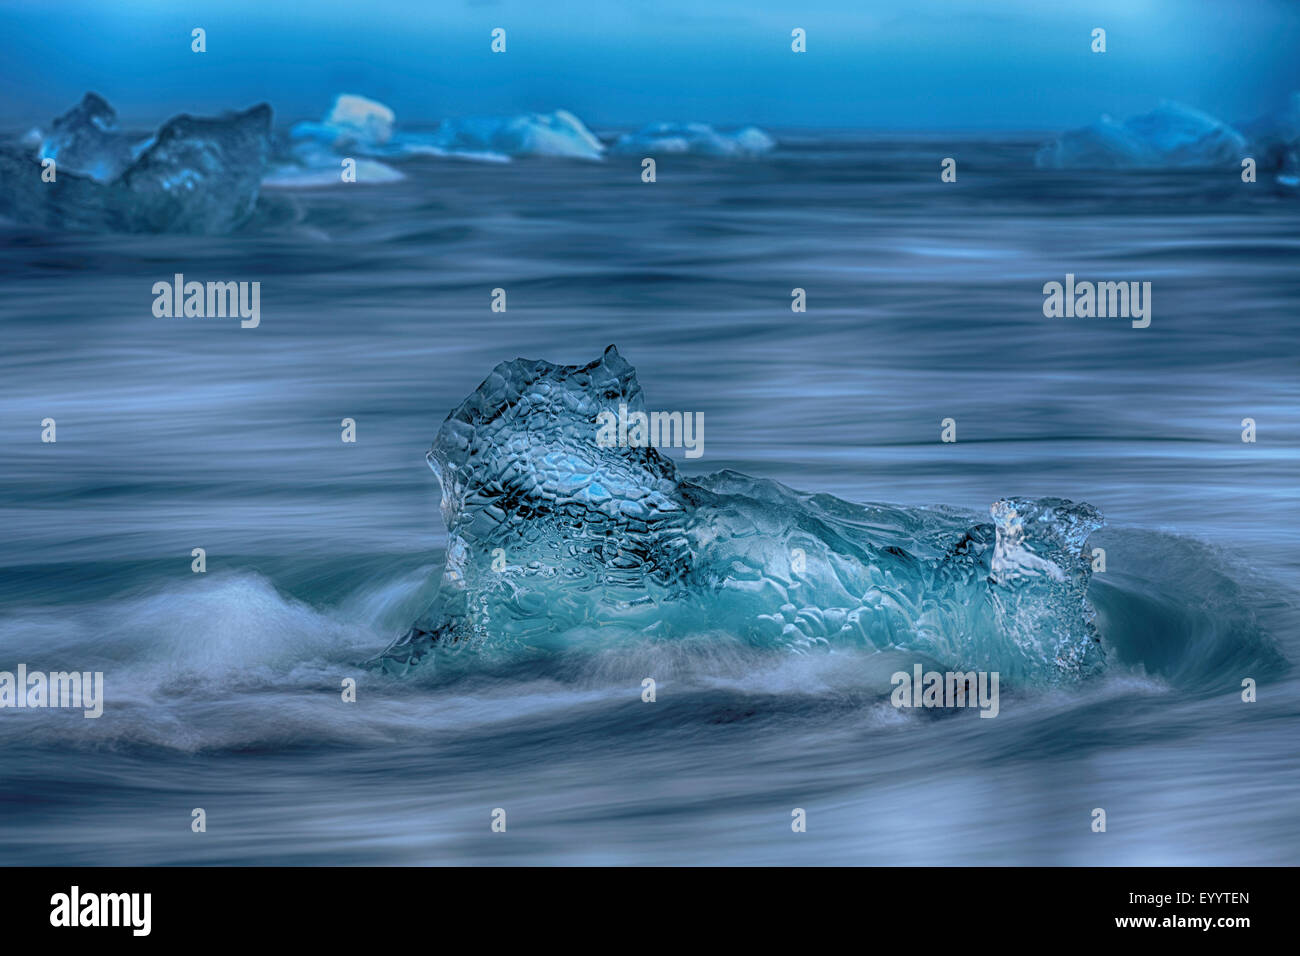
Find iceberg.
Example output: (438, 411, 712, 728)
(284, 95, 593, 171)
(261, 155, 405, 188)
(276, 94, 406, 184)
(1239, 91, 1300, 178)
(319, 93, 392, 145)
(289, 93, 395, 149)
(376, 347, 1106, 684)
(610, 122, 776, 157)
(113, 104, 273, 232)
(1036, 101, 1247, 169)
(423, 110, 604, 160)
(1, 94, 272, 234)
(37, 92, 136, 182)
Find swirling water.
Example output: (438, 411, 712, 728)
(0, 134, 1297, 864)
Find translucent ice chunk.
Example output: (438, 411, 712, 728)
(378, 347, 1105, 684)
(37, 92, 136, 183)
(3, 95, 272, 234)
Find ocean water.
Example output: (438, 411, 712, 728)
(1, 134, 1297, 865)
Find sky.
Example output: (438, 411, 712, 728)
(1, 0, 1298, 130)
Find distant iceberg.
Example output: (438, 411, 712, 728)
(274, 94, 406, 185)
(286, 95, 603, 170)
(37, 92, 137, 182)
(423, 109, 604, 160)
(609, 122, 776, 157)
(0, 93, 272, 233)
(262, 154, 405, 188)
(289, 93, 395, 148)
(1036, 101, 1247, 169)
(288, 100, 779, 164)
(1239, 91, 1300, 180)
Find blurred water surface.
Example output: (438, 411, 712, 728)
(0, 135, 1296, 864)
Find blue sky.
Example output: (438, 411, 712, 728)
(2, 0, 1298, 130)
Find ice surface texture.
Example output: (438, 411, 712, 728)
(1, 93, 271, 233)
(378, 347, 1105, 683)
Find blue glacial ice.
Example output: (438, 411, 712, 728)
(1239, 91, 1300, 184)
(422, 109, 605, 160)
(114, 105, 272, 231)
(271, 94, 406, 186)
(290, 93, 396, 149)
(282, 95, 602, 174)
(262, 157, 405, 188)
(36, 92, 137, 182)
(1035, 101, 1248, 169)
(377, 347, 1106, 684)
(609, 122, 776, 157)
(1, 94, 272, 233)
